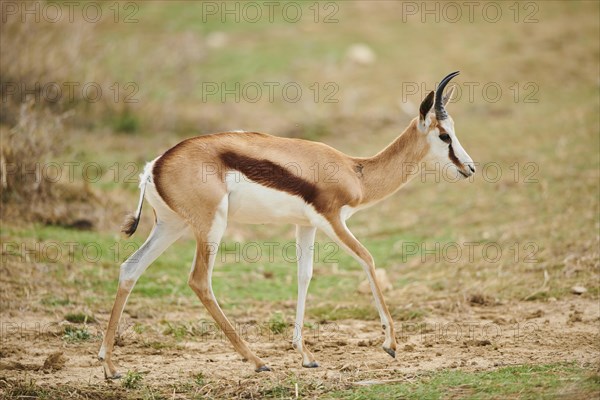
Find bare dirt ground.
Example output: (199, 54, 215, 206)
(1, 297, 598, 398)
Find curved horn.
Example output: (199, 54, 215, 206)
(435, 71, 460, 121)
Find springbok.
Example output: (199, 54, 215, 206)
(99, 71, 474, 378)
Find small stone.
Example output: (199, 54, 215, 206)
(263, 271, 274, 279)
(465, 339, 492, 347)
(206, 31, 227, 48)
(42, 352, 67, 371)
(571, 286, 587, 295)
(346, 43, 376, 65)
(527, 309, 544, 319)
(568, 311, 583, 323)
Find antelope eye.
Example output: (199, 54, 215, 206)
(439, 133, 451, 143)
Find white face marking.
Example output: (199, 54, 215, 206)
(225, 171, 312, 225)
(425, 117, 474, 178)
(417, 113, 432, 133)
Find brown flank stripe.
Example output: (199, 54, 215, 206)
(220, 151, 320, 207)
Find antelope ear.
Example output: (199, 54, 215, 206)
(419, 91, 434, 121)
(443, 85, 456, 106)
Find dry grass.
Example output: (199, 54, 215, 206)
(0, 100, 107, 227)
(0, 1, 598, 399)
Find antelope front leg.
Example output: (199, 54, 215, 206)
(293, 225, 318, 367)
(322, 217, 397, 358)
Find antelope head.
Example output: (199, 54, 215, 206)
(418, 71, 475, 179)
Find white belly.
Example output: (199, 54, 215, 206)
(225, 171, 311, 225)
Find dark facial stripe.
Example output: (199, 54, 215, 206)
(440, 127, 462, 169)
(448, 144, 463, 170)
(220, 151, 320, 208)
(438, 126, 452, 143)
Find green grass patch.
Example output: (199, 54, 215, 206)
(141, 341, 173, 351)
(62, 325, 96, 343)
(268, 312, 287, 334)
(41, 297, 71, 307)
(161, 320, 199, 340)
(111, 108, 140, 134)
(326, 363, 600, 400)
(310, 304, 379, 321)
(64, 312, 95, 324)
(192, 372, 206, 387)
(122, 370, 144, 390)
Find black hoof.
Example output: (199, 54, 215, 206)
(302, 361, 319, 368)
(383, 347, 396, 359)
(255, 365, 272, 372)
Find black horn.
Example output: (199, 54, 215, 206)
(435, 71, 460, 120)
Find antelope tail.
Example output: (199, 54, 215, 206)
(120, 167, 151, 237)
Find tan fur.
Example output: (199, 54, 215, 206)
(152, 132, 363, 219)
(355, 118, 430, 204)
(152, 122, 430, 221)
(100, 283, 132, 378)
(100, 119, 442, 375)
(99, 72, 476, 375)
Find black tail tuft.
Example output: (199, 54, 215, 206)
(121, 213, 140, 237)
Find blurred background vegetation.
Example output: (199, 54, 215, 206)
(1, 0, 598, 331)
(0, 1, 598, 398)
